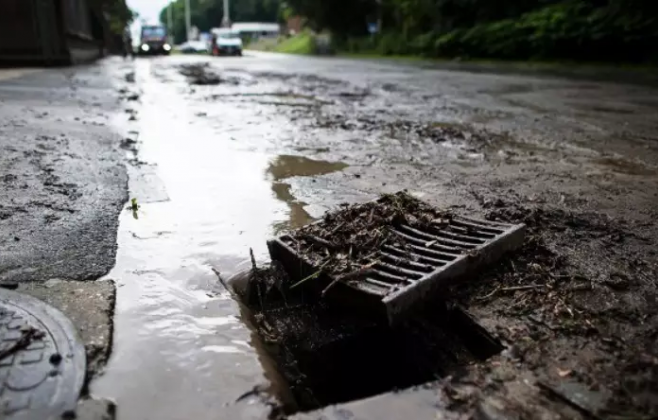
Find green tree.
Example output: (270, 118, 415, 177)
(159, 0, 281, 44)
(89, 0, 135, 35)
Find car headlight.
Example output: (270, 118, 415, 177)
(141, 44, 150, 52)
(163, 44, 171, 51)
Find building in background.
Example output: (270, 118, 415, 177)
(0, 0, 111, 65)
(230, 22, 280, 40)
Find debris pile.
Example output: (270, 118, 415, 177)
(267, 192, 524, 319)
(232, 192, 524, 414)
(288, 192, 453, 279)
(178, 63, 222, 85)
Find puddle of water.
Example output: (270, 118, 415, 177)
(267, 155, 348, 233)
(268, 154, 348, 181)
(91, 60, 346, 420)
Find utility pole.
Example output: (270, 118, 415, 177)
(377, 0, 382, 33)
(185, 0, 192, 41)
(167, 2, 174, 45)
(222, 0, 230, 28)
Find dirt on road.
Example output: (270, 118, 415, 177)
(161, 57, 658, 420)
(29, 54, 647, 420)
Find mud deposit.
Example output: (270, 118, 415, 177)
(447, 200, 658, 419)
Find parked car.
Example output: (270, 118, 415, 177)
(212, 29, 243, 56)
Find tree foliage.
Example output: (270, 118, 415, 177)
(89, 0, 135, 35)
(285, 0, 658, 61)
(159, 0, 280, 44)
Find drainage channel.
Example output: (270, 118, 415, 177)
(237, 265, 503, 415)
(91, 59, 349, 420)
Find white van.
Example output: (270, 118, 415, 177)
(211, 29, 243, 56)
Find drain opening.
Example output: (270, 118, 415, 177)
(241, 194, 521, 413)
(241, 266, 503, 414)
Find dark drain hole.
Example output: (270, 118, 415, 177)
(241, 267, 503, 414)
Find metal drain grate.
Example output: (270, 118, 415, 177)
(269, 201, 525, 325)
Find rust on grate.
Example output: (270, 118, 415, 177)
(268, 195, 525, 325)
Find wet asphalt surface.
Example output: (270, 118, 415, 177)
(2, 52, 658, 419)
(0, 66, 127, 283)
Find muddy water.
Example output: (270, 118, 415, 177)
(91, 59, 347, 419)
(268, 155, 348, 233)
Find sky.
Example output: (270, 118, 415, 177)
(127, 0, 171, 24)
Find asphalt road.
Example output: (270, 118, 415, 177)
(2, 53, 657, 419)
(0, 65, 128, 283)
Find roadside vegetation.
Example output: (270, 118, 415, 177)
(284, 0, 658, 63)
(248, 32, 316, 54)
(156, 0, 656, 63)
(273, 32, 315, 54)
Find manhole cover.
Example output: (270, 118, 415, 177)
(268, 193, 525, 324)
(0, 288, 85, 420)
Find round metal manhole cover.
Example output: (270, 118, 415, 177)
(0, 288, 86, 420)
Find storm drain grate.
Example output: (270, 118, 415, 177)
(268, 195, 526, 324)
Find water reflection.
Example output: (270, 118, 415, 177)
(266, 155, 348, 233)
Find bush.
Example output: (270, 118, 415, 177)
(274, 33, 316, 54)
(376, 33, 408, 55)
(409, 32, 438, 56)
(434, 2, 658, 61)
(339, 1, 658, 62)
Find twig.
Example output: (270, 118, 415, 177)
(476, 286, 501, 301)
(321, 262, 378, 297)
(248, 248, 264, 309)
(0, 328, 44, 362)
(501, 284, 547, 292)
(290, 260, 330, 289)
(300, 234, 337, 250)
(330, 222, 345, 235)
(567, 283, 592, 292)
(249, 248, 258, 271)
(211, 267, 238, 299)
(235, 385, 268, 403)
